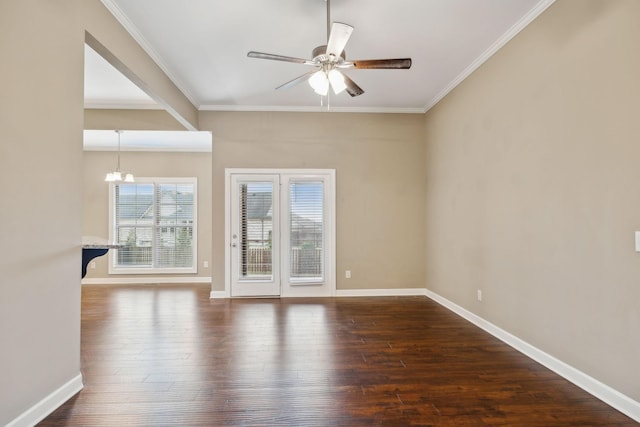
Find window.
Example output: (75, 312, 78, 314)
(288, 180, 324, 282)
(110, 177, 197, 274)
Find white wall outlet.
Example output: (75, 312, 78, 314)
(477, 289, 482, 301)
(635, 232, 640, 252)
(345, 270, 351, 279)
(90, 261, 96, 269)
(203, 261, 209, 268)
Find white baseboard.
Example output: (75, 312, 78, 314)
(336, 288, 427, 297)
(424, 289, 640, 423)
(210, 288, 427, 299)
(82, 276, 212, 285)
(210, 290, 229, 299)
(6, 373, 83, 427)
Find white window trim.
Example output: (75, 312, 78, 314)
(108, 177, 198, 275)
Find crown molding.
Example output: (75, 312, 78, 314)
(100, 0, 201, 108)
(198, 104, 426, 114)
(423, 0, 556, 113)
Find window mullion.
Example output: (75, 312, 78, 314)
(153, 182, 159, 269)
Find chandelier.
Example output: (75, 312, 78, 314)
(104, 130, 134, 183)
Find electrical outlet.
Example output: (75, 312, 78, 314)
(477, 289, 482, 301)
(90, 261, 96, 269)
(345, 270, 351, 279)
(203, 261, 209, 268)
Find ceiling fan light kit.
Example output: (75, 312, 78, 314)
(328, 69, 347, 94)
(309, 70, 330, 95)
(247, 0, 411, 99)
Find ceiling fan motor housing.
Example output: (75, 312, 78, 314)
(312, 45, 346, 64)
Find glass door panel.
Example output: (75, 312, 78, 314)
(239, 182, 274, 280)
(230, 175, 280, 297)
(288, 180, 324, 282)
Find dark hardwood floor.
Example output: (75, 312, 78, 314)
(39, 284, 636, 426)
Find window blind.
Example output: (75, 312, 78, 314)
(112, 179, 196, 272)
(114, 183, 154, 267)
(288, 181, 324, 280)
(238, 182, 273, 278)
(154, 183, 194, 268)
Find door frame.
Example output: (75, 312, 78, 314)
(224, 168, 336, 298)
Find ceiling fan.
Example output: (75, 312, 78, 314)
(247, 0, 412, 98)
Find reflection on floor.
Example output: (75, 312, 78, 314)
(39, 284, 636, 426)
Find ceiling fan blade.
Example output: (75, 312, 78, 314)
(352, 58, 412, 69)
(326, 22, 354, 58)
(276, 70, 318, 90)
(342, 74, 364, 97)
(247, 51, 309, 64)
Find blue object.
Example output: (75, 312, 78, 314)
(82, 248, 109, 278)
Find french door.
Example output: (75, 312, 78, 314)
(226, 169, 335, 297)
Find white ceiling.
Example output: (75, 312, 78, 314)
(85, 45, 159, 109)
(85, 0, 554, 113)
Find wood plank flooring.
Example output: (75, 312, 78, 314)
(39, 284, 637, 426)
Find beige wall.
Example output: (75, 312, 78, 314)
(0, 1, 83, 424)
(1, 1, 199, 424)
(200, 111, 426, 292)
(82, 150, 212, 280)
(85, 109, 186, 131)
(424, 0, 640, 401)
(83, 110, 427, 292)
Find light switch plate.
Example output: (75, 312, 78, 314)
(635, 232, 640, 252)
